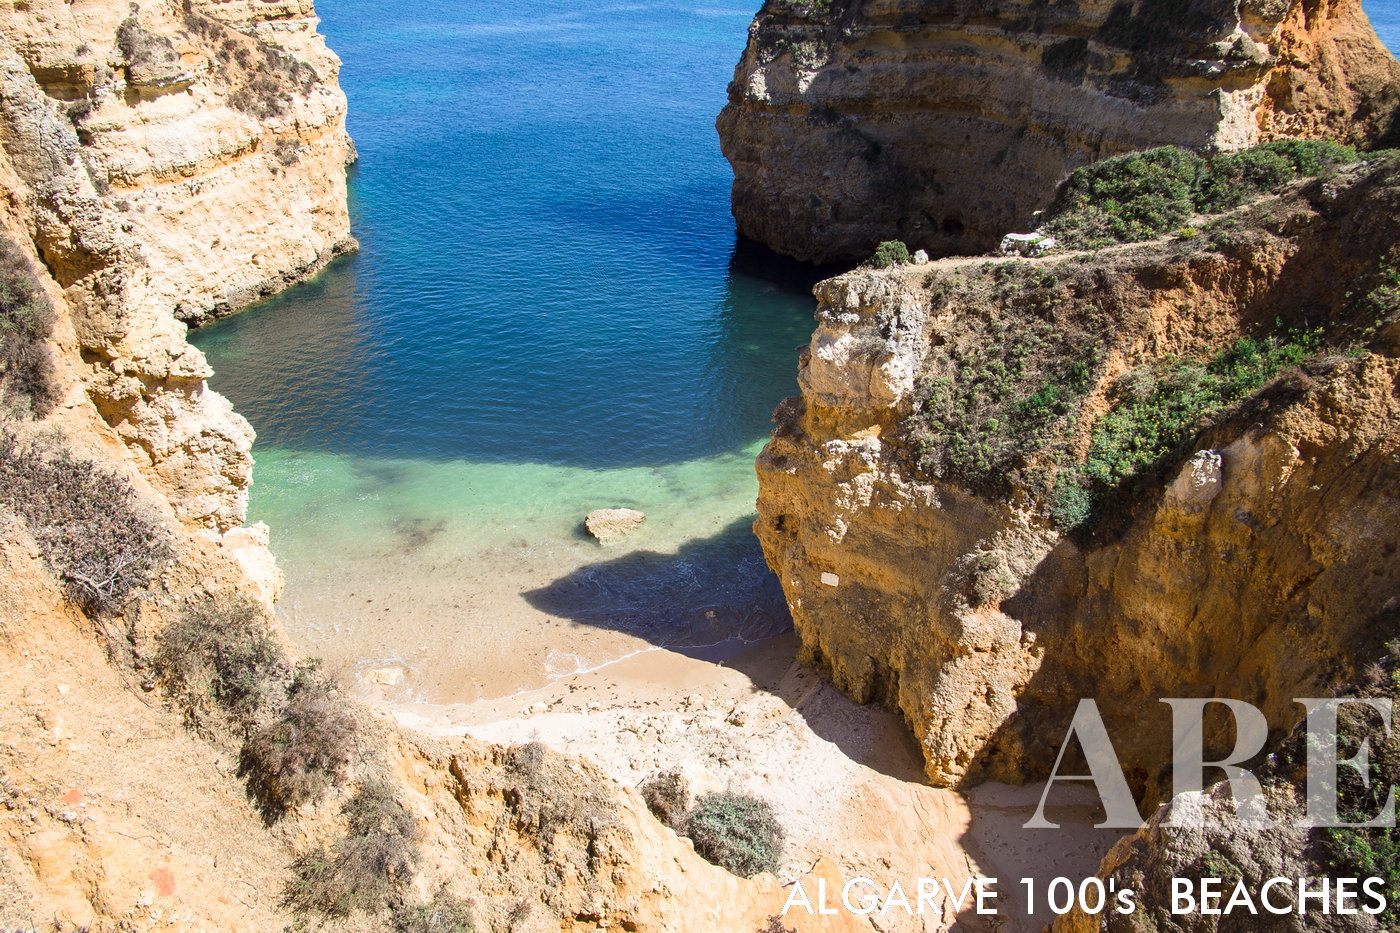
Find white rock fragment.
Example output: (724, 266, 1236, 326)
(999, 231, 1057, 257)
(369, 667, 404, 687)
(585, 508, 646, 542)
(1167, 449, 1224, 508)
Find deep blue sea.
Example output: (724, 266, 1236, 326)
(1370, 0, 1399, 53)
(192, 1, 1400, 702)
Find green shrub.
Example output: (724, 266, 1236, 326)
(1045, 148, 1203, 247)
(241, 669, 357, 817)
(1049, 472, 1094, 530)
(1053, 325, 1323, 529)
(156, 596, 288, 727)
(0, 431, 170, 611)
(394, 893, 477, 933)
(684, 792, 784, 878)
(1353, 256, 1400, 341)
(866, 240, 911, 268)
(1253, 139, 1359, 176)
(282, 780, 416, 918)
(1043, 142, 1362, 248)
(0, 237, 59, 418)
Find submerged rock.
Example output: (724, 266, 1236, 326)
(584, 508, 646, 542)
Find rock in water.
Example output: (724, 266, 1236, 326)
(585, 508, 646, 542)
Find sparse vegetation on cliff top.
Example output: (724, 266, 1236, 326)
(901, 154, 1400, 539)
(1042, 141, 1361, 249)
(179, 2, 318, 120)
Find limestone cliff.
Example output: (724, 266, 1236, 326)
(754, 153, 1400, 797)
(0, 0, 354, 536)
(717, 0, 1400, 263)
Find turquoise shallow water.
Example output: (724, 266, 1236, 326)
(192, 0, 821, 698)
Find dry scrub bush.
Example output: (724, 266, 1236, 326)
(283, 780, 417, 919)
(393, 892, 477, 933)
(157, 596, 357, 818)
(241, 668, 357, 818)
(639, 767, 690, 828)
(156, 596, 288, 727)
(0, 237, 59, 418)
(0, 430, 170, 611)
(115, 17, 179, 72)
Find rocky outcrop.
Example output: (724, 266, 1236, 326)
(0, 0, 354, 535)
(754, 156, 1400, 797)
(717, 0, 1400, 263)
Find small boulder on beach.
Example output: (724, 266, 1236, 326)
(585, 507, 646, 542)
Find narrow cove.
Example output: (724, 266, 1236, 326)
(192, 0, 819, 704)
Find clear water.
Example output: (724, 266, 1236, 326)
(191, 0, 822, 701)
(1370, 0, 1399, 56)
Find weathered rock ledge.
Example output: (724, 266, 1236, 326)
(755, 157, 1400, 799)
(718, 0, 1400, 262)
(0, 0, 356, 536)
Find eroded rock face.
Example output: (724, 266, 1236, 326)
(754, 160, 1400, 797)
(0, 0, 354, 534)
(717, 0, 1400, 263)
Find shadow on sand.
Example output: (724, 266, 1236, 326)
(523, 515, 928, 782)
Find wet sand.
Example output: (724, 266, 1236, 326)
(272, 497, 789, 705)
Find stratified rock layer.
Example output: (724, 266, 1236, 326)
(0, 0, 354, 533)
(718, 0, 1400, 263)
(754, 158, 1400, 795)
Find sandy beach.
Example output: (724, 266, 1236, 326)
(389, 634, 1124, 932)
